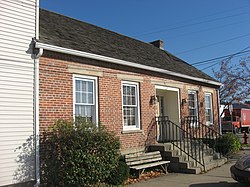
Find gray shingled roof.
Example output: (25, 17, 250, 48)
(39, 9, 218, 82)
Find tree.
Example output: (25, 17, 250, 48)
(213, 56, 250, 109)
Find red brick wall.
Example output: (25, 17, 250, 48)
(39, 52, 220, 151)
(39, 57, 73, 131)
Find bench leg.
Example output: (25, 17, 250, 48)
(138, 168, 145, 178)
(160, 163, 168, 174)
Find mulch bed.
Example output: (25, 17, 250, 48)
(125, 170, 165, 185)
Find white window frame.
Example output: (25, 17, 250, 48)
(188, 90, 199, 125)
(73, 74, 98, 124)
(205, 92, 213, 125)
(122, 81, 140, 131)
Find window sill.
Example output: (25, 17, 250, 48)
(206, 123, 214, 126)
(121, 129, 143, 134)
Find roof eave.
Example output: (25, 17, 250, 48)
(35, 42, 222, 87)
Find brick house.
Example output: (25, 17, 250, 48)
(36, 9, 221, 154)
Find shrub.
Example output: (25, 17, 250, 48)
(106, 156, 130, 185)
(201, 138, 215, 148)
(215, 133, 241, 156)
(40, 118, 120, 186)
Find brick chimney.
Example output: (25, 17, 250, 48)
(150, 40, 164, 49)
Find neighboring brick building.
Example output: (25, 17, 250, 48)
(36, 9, 221, 153)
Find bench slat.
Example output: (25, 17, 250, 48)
(125, 151, 170, 177)
(125, 154, 161, 163)
(131, 160, 170, 170)
(126, 157, 162, 166)
(125, 151, 160, 159)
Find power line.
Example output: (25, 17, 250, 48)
(167, 19, 250, 40)
(201, 61, 221, 71)
(175, 33, 250, 55)
(131, 4, 250, 37)
(200, 46, 250, 70)
(197, 52, 250, 69)
(133, 11, 250, 37)
(195, 52, 250, 67)
(191, 49, 250, 66)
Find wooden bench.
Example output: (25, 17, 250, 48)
(125, 151, 170, 177)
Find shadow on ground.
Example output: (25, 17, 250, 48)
(190, 181, 247, 187)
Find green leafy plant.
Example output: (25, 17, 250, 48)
(215, 133, 241, 156)
(40, 118, 120, 186)
(106, 156, 130, 185)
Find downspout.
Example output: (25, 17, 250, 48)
(216, 89, 222, 135)
(34, 0, 40, 186)
(34, 47, 43, 187)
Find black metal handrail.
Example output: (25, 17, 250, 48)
(182, 116, 222, 158)
(156, 116, 206, 171)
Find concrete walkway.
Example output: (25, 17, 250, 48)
(129, 150, 250, 187)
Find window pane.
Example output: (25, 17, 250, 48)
(131, 86, 135, 96)
(122, 83, 139, 129)
(189, 100, 194, 108)
(127, 86, 131, 95)
(81, 81, 87, 92)
(74, 77, 96, 123)
(131, 96, 136, 105)
(87, 93, 93, 104)
(188, 94, 194, 101)
(205, 94, 213, 124)
(75, 79, 94, 104)
(123, 106, 136, 126)
(123, 85, 136, 106)
(87, 81, 93, 92)
(205, 95, 211, 108)
(188, 91, 198, 119)
(75, 105, 94, 118)
(76, 92, 81, 103)
(76, 80, 81, 91)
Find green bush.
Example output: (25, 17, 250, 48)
(215, 133, 241, 156)
(40, 118, 120, 186)
(201, 138, 215, 148)
(106, 157, 130, 185)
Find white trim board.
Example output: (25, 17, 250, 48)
(35, 42, 222, 87)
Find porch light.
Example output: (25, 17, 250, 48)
(182, 98, 187, 106)
(150, 95, 157, 105)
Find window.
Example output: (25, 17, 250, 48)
(74, 75, 98, 123)
(205, 93, 213, 125)
(122, 81, 140, 130)
(188, 90, 198, 122)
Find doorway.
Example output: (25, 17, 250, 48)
(155, 86, 180, 141)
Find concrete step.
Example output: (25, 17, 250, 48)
(178, 160, 195, 169)
(181, 167, 202, 174)
(149, 143, 173, 152)
(148, 143, 227, 174)
(204, 157, 227, 171)
(169, 164, 202, 174)
(167, 155, 186, 163)
(162, 149, 179, 157)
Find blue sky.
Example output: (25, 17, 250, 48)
(40, 0, 250, 77)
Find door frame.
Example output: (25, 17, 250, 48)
(155, 85, 181, 124)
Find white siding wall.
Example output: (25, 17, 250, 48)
(0, 0, 37, 186)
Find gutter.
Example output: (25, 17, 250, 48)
(35, 42, 222, 87)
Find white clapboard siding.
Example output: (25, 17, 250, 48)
(0, 0, 37, 186)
